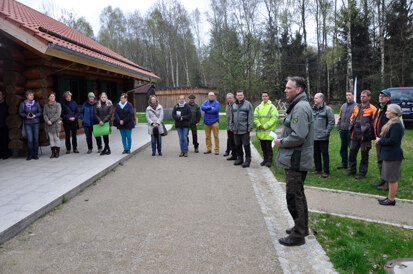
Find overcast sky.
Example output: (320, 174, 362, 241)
(18, 0, 212, 44)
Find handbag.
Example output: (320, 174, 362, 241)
(161, 122, 168, 136)
(93, 122, 112, 137)
(21, 124, 27, 139)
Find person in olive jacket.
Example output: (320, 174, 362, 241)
(375, 104, 404, 206)
(187, 94, 201, 153)
(172, 95, 192, 157)
(115, 93, 135, 154)
(19, 90, 42, 160)
(61, 91, 80, 154)
(94, 92, 113, 155)
(43, 92, 62, 158)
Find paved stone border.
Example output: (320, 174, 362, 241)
(249, 144, 337, 273)
(309, 209, 413, 230)
(278, 182, 413, 204)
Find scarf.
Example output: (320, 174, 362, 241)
(150, 103, 158, 110)
(119, 101, 127, 109)
(380, 117, 402, 138)
(178, 102, 186, 108)
(25, 99, 35, 108)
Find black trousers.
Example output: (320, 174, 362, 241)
(285, 169, 308, 239)
(314, 140, 330, 174)
(234, 133, 251, 160)
(349, 138, 372, 176)
(0, 126, 10, 158)
(187, 123, 199, 148)
(96, 135, 109, 149)
(226, 130, 237, 156)
(260, 140, 273, 163)
(376, 144, 386, 183)
(63, 121, 78, 151)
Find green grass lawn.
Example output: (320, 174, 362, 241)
(310, 213, 413, 273)
(252, 127, 413, 200)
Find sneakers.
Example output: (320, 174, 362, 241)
(278, 236, 305, 246)
(321, 173, 329, 179)
(286, 227, 310, 237)
(378, 197, 396, 206)
(97, 148, 102, 153)
(242, 160, 251, 168)
(312, 170, 322, 175)
(234, 158, 243, 165)
(152, 152, 156, 156)
(183, 152, 188, 157)
(179, 152, 184, 157)
(336, 165, 348, 170)
(214, 152, 219, 155)
(204, 150, 211, 154)
(73, 149, 79, 153)
(223, 152, 230, 157)
(158, 152, 162, 156)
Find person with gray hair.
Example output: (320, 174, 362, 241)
(201, 92, 220, 154)
(312, 93, 335, 178)
(224, 92, 237, 160)
(375, 104, 404, 206)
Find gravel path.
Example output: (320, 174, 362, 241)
(0, 131, 283, 273)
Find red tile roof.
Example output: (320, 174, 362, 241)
(0, 0, 159, 80)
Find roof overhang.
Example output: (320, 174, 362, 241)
(0, 16, 158, 83)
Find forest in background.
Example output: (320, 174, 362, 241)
(44, 0, 412, 103)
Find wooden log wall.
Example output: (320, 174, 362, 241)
(1, 41, 26, 150)
(1, 37, 55, 150)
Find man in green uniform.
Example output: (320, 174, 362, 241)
(274, 76, 314, 246)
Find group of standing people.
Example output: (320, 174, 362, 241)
(15, 90, 135, 160)
(337, 89, 404, 206)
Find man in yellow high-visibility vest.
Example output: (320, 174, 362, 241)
(254, 91, 279, 167)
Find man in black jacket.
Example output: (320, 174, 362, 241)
(336, 90, 356, 169)
(187, 94, 201, 153)
(373, 89, 391, 190)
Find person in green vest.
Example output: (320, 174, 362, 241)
(254, 91, 279, 167)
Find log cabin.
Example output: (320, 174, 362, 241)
(0, 0, 159, 153)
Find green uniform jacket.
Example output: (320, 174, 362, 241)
(188, 102, 201, 126)
(254, 100, 279, 140)
(312, 102, 335, 141)
(275, 92, 314, 171)
(229, 99, 254, 135)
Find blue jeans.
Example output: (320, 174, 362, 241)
(176, 127, 189, 152)
(339, 130, 351, 166)
(84, 126, 102, 150)
(151, 135, 162, 153)
(119, 129, 132, 150)
(25, 123, 39, 158)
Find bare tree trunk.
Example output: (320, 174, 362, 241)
(175, 50, 179, 87)
(301, 0, 311, 98)
(378, 0, 385, 88)
(169, 48, 175, 87)
(345, 0, 354, 91)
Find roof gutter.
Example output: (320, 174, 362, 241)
(38, 27, 152, 73)
(47, 43, 158, 81)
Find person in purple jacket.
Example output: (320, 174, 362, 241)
(201, 92, 220, 154)
(19, 90, 42, 160)
(115, 93, 135, 154)
(61, 91, 79, 154)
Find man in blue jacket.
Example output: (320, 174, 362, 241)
(201, 92, 220, 154)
